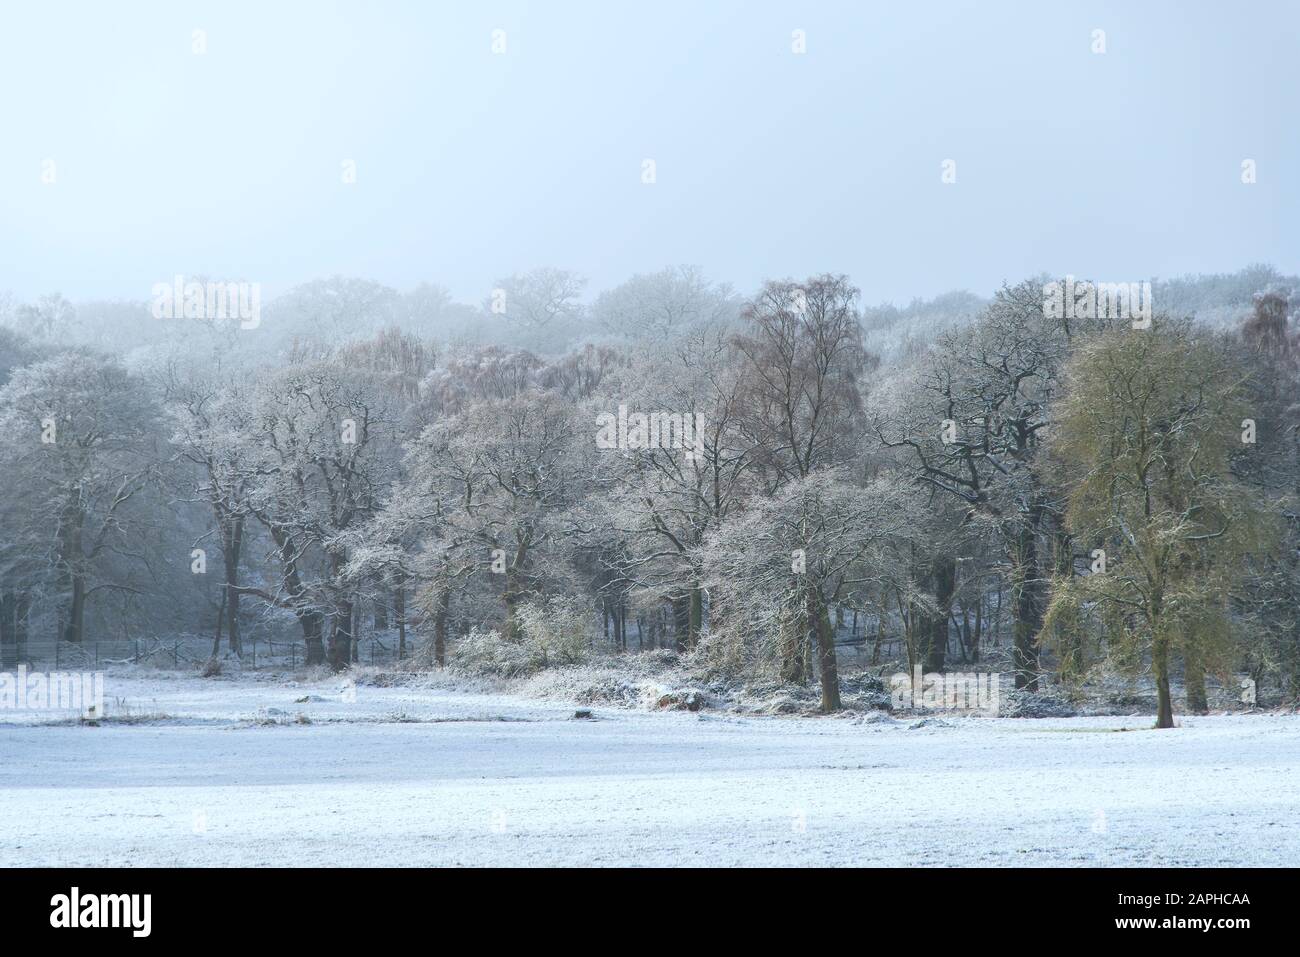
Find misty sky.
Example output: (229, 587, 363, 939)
(1, 0, 1296, 306)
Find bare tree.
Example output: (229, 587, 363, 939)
(703, 470, 915, 711)
(0, 352, 161, 644)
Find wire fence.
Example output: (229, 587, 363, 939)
(4, 621, 970, 672)
(4, 634, 411, 671)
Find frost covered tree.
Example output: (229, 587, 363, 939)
(0, 328, 45, 663)
(408, 389, 584, 642)
(237, 358, 401, 668)
(728, 275, 874, 680)
(734, 274, 870, 486)
(488, 268, 586, 331)
(162, 364, 260, 658)
(0, 352, 162, 644)
(584, 320, 758, 649)
(265, 277, 402, 349)
(874, 280, 1114, 689)
(590, 266, 736, 341)
(1233, 289, 1300, 702)
(0, 263, 1294, 710)
(702, 470, 914, 710)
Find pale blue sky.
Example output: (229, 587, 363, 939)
(1, 0, 1295, 305)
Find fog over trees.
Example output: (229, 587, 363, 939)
(0, 265, 1296, 723)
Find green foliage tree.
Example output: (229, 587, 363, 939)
(1043, 320, 1275, 728)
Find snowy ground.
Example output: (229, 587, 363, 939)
(2, 671, 1298, 866)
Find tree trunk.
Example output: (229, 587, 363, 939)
(211, 588, 226, 658)
(1055, 526, 1082, 677)
(302, 610, 326, 666)
(328, 598, 354, 671)
(395, 583, 407, 660)
(927, 555, 955, 672)
(1011, 525, 1044, 690)
(1184, 646, 1209, 715)
(225, 579, 242, 657)
(900, 593, 917, 677)
(672, 595, 690, 652)
(503, 541, 528, 640)
(912, 554, 953, 674)
(270, 524, 316, 663)
(15, 592, 28, 664)
(811, 595, 841, 712)
(687, 582, 703, 649)
(63, 573, 87, 644)
(1153, 636, 1175, 728)
(222, 516, 244, 656)
(433, 586, 448, 667)
(780, 612, 807, 684)
(0, 591, 14, 669)
(992, 579, 1003, 647)
(57, 505, 86, 644)
(503, 573, 519, 640)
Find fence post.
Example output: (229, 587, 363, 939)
(55, 642, 60, 669)
(291, 642, 296, 669)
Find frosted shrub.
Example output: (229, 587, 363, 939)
(514, 597, 593, 669)
(452, 627, 535, 678)
(692, 627, 750, 679)
(452, 598, 593, 677)
(692, 587, 796, 681)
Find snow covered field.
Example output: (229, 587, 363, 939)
(2, 672, 1298, 866)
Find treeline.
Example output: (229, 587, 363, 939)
(0, 266, 1295, 726)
